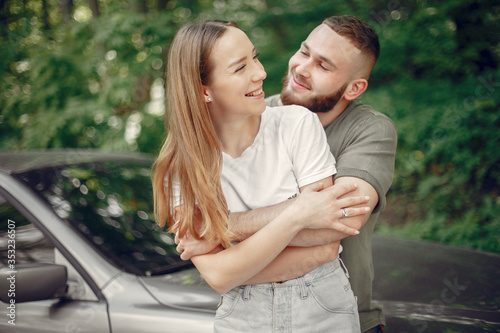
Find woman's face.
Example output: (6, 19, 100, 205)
(203, 27, 267, 121)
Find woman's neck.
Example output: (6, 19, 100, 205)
(215, 115, 261, 158)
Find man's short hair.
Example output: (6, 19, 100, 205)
(323, 15, 380, 70)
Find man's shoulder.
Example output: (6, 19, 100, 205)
(347, 100, 392, 121)
(342, 100, 397, 131)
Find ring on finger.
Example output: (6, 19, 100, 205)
(341, 208, 348, 218)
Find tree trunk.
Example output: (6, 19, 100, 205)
(157, 0, 169, 11)
(41, 0, 50, 29)
(131, 0, 147, 13)
(88, 0, 99, 17)
(59, 0, 73, 24)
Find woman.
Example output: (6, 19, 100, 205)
(153, 20, 364, 332)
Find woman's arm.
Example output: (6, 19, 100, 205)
(229, 182, 369, 243)
(289, 177, 378, 246)
(175, 180, 370, 260)
(184, 182, 357, 294)
(234, 178, 343, 285)
(191, 209, 303, 294)
(243, 242, 340, 285)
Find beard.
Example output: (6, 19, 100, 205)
(280, 72, 348, 113)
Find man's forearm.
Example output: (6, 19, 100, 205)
(230, 181, 372, 246)
(177, 182, 370, 260)
(229, 198, 296, 241)
(289, 228, 350, 247)
(230, 201, 348, 246)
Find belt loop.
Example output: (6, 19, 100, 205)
(243, 285, 251, 300)
(298, 277, 308, 299)
(339, 257, 350, 279)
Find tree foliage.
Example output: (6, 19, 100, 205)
(1, 0, 499, 252)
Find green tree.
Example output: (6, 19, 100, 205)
(1, 0, 499, 252)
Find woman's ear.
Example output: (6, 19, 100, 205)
(202, 87, 212, 103)
(344, 79, 368, 101)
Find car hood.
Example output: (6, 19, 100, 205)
(139, 235, 500, 329)
(139, 267, 219, 312)
(372, 234, 500, 328)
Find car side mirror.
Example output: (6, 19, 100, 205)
(0, 263, 68, 303)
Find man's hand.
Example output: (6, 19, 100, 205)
(173, 205, 222, 260)
(175, 230, 220, 261)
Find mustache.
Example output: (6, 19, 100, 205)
(284, 70, 310, 90)
(280, 71, 348, 114)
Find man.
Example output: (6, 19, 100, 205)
(263, 16, 397, 332)
(176, 15, 397, 332)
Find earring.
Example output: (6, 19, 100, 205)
(207, 97, 212, 102)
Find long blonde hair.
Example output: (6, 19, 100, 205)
(152, 21, 238, 249)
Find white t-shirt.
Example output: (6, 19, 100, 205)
(168, 105, 336, 212)
(221, 105, 336, 212)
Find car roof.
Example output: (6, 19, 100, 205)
(0, 150, 154, 174)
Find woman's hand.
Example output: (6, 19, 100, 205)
(287, 182, 370, 232)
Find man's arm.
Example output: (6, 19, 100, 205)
(176, 180, 370, 259)
(229, 199, 295, 242)
(206, 178, 374, 285)
(288, 176, 378, 246)
(230, 178, 375, 246)
(234, 179, 377, 284)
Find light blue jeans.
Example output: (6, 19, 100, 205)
(214, 257, 360, 332)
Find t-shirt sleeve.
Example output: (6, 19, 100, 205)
(286, 108, 337, 188)
(335, 114, 397, 213)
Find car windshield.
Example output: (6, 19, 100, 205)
(14, 159, 190, 276)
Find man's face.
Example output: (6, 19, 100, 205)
(280, 24, 362, 113)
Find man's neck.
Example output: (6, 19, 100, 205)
(315, 99, 350, 127)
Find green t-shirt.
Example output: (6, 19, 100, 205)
(266, 95, 398, 331)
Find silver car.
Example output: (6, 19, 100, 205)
(0, 150, 499, 332)
(0, 150, 219, 333)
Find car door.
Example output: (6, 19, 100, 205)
(0, 192, 110, 333)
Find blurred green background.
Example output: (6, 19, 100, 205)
(1, 0, 499, 252)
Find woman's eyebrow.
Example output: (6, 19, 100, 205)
(227, 48, 256, 69)
(228, 55, 247, 68)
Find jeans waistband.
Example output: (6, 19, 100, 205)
(238, 257, 349, 301)
(246, 256, 345, 290)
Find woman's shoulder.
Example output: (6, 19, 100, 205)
(264, 104, 312, 122)
(262, 105, 322, 140)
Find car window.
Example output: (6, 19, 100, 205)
(0, 194, 55, 268)
(0, 192, 98, 301)
(13, 160, 188, 276)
